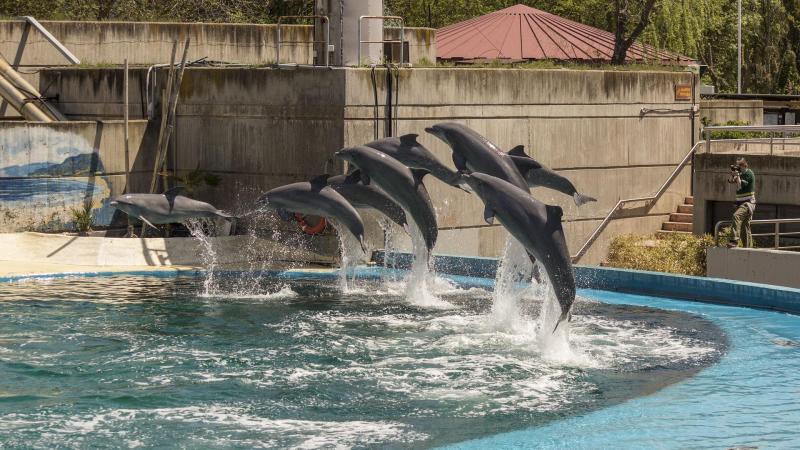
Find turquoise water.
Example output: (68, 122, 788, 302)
(0, 274, 728, 449)
(452, 289, 800, 449)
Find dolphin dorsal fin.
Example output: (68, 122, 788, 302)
(399, 134, 420, 147)
(508, 145, 529, 158)
(309, 174, 330, 191)
(410, 168, 430, 184)
(163, 186, 186, 198)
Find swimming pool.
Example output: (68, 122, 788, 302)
(0, 269, 798, 449)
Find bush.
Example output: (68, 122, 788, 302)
(605, 233, 716, 276)
(70, 202, 93, 232)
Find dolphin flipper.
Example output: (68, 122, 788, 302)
(573, 192, 597, 207)
(483, 206, 495, 225)
(409, 168, 430, 185)
(139, 215, 158, 230)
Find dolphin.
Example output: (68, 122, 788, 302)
(256, 175, 367, 253)
(326, 174, 408, 229)
(425, 122, 529, 192)
(507, 146, 596, 207)
(335, 146, 438, 253)
(462, 172, 575, 331)
(111, 187, 233, 229)
(365, 134, 470, 192)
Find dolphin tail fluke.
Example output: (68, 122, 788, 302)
(573, 192, 597, 207)
(359, 236, 368, 255)
(552, 311, 571, 334)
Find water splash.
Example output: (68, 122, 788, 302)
(186, 218, 219, 296)
(487, 236, 579, 363)
(490, 236, 534, 331)
(379, 219, 401, 284)
(330, 220, 366, 293)
(403, 221, 450, 308)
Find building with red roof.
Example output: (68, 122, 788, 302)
(436, 4, 695, 65)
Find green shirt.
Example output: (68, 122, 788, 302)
(736, 168, 755, 203)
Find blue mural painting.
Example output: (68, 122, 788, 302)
(0, 126, 114, 232)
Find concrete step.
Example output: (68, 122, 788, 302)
(684, 196, 694, 205)
(656, 230, 692, 238)
(677, 204, 694, 214)
(670, 212, 693, 223)
(662, 221, 693, 232)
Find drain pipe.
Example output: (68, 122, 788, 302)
(0, 73, 52, 122)
(0, 54, 64, 121)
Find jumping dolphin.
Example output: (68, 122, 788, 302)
(335, 146, 438, 253)
(326, 174, 408, 229)
(425, 122, 529, 192)
(111, 188, 233, 229)
(256, 175, 367, 253)
(365, 134, 470, 192)
(507, 146, 596, 207)
(462, 172, 575, 331)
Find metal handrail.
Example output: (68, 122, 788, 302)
(17, 16, 80, 64)
(571, 141, 703, 263)
(358, 16, 404, 66)
(276, 15, 329, 66)
(702, 124, 800, 154)
(714, 218, 800, 250)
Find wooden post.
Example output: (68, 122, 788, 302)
(156, 37, 190, 191)
(123, 59, 133, 237)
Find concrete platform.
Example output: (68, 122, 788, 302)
(0, 232, 335, 277)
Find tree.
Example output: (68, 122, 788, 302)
(611, 0, 659, 64)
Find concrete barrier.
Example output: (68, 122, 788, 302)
(373, 251, 800, 314)
(707, 246, 800, 289)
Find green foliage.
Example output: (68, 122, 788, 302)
(173, 168, 221, 194)
(605, 233, 716, 276)
(70, 202, 93, 232)
(702, 119, 773, 139)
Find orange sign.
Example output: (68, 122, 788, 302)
(675, 84, 693, 101)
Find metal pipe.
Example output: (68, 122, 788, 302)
(0, 53, 64, 120)
(18, 16, 80, 64)
(0, 73, 51, 121)
(737, 0, 742, 94)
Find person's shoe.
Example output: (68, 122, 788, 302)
(726, 241, 738, 248)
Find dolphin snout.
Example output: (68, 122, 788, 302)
(110, 201, 118, 207)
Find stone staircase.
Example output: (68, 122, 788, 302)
(657, 196, 694, 237)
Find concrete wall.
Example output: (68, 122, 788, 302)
(0, 20, 435, 67)
(707, 247, 800, 289)
(700, 99, 763, 125)
(0, 120, 151, 232)
(343, 68, 697, 263)
(41, 67, 696, 264)
(693, 152, 800, 234)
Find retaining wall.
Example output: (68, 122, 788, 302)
(39, 66, 697, 264)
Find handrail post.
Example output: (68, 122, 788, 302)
(775, 222, 780, 249)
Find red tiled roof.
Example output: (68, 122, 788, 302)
(436, 4, 695, 64)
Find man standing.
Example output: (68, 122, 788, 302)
(728, 157, 756, 248)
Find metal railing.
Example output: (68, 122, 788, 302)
(714, 218, 800, 250)
(17, 16, 80, 64)
(276, 15, 329, 66)
(358, 16, 404, 66)
(702, 124, 800, 155)
(571, 141, 702, 263)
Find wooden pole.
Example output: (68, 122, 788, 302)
(123, 59, 133, 237)
(157, 37, 190, 191)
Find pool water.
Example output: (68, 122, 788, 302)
(0, 275, 727, 449)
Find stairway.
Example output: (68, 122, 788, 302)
(657, 196, 694, 237)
